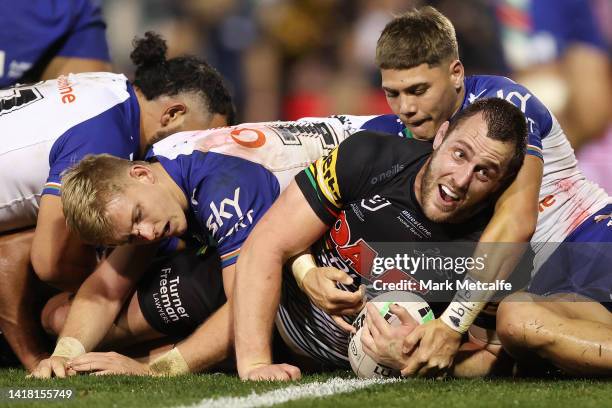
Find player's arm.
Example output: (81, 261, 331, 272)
(31, 195, 97, 292)
(400, 156, 542, 377)
(0, 230, 51, 371)
(234, 181, 328, 381)
(29, 243, 156, 379)
(42, 57, 112, 81)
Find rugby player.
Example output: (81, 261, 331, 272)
(0, 0, 112, 88)
(29, 118, 354, 378)
(0, 31, 234, 370)
(310, 6, 611, 377)
(233, 98, 528, 380)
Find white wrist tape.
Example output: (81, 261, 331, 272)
(440, 275, 494, 333)
(148, 347, 189, 376)
(51, 337, 86, 359)
(291, 253, 317, 290)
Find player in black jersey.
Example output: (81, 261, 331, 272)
(233, 98, 528, 381)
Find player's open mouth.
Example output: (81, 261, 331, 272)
(439, 184, 460, 203)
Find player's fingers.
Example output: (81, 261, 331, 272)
(51, 359, 67, 378)
(326, 288, 363, 306)
(366, 303, 389, 337)
(400, 351, 427, 377)
(323, 267, 353, 285)
(389, 304, 416, 325)
(331, 314, 355, 333)
(282, 364, 301, 380)
(360, 325, 376, 354)
(402, 326, 424, 354)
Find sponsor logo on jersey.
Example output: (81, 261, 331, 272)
(360, 195, 392, 212)
(316, 148, 341, 208)
(57, 75, 77, 104)
(205, 187, 255, 243)
(0, 85, 43, 115)
(230, 127, 266, 148)
(370, 163, 405, 184)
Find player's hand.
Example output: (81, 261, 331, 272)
(27, 356, 71, 379)
(360, 303, 419, 370)
(67, 352, 151, 376)
(400, 318, 462, 378)
(301, 267, 365, 318)
(241, 363, 301, 381)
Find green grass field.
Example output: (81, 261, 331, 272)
(1, 368, 610, 408)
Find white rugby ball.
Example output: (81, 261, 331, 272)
(348, 291, 433, 378)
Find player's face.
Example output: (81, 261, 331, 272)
(381, 60, 463, 140)
(105, 181, 188, 246)
(419, 114, 514, 223)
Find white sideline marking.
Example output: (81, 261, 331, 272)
(181, 377, 400, 408)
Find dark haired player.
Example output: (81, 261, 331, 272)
(0, 32, 234, 371)
(233, 99, 528, 380)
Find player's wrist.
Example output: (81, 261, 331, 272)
(51, 337, 85, 360)
(440, 275, 493, 334)
(148, 347, 190, 376)
(291, 253, 317, 290)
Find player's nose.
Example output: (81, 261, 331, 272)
(399, 95, 418, 115)
(138, 224, 156, 241)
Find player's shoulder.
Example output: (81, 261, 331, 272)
(465, 74, 553, 132)
(337, 131, 432, 177)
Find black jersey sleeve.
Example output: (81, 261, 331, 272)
(295, 131, 432, 225)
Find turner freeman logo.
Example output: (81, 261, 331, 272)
(206, 187, 255, 243)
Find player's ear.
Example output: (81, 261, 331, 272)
(160, 102, 187, 127)
(449, 59, 464, 89)
(433, 121, 450, 149)
(129, 164, 156, 184)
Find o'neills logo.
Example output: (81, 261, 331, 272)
(57, 75, 76, 104)
(371, 163, 405, 184)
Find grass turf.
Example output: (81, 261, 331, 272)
(0, 368, 609, 408)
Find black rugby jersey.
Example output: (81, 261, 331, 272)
(277, 131, 493, 367)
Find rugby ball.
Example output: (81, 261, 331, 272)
(348, 291, 433, 378)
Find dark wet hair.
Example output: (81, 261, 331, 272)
(130, 31, 236, 124)
(448, 98, 527, 181)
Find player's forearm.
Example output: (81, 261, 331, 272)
(176, 302, 232, 373)
(58, 282, 126, 353)
(234, 242, 283, 376)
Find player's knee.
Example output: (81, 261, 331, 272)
(40, 293, 72, 335)
(497, 293, 555, 351)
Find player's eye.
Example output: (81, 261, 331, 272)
(453, 149, 465, 160)
(413, 87, 428, 96)
(384, 91, 398, 98)
(476, 168, 490, 181)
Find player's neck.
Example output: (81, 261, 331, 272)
(150, 162, 189, 210)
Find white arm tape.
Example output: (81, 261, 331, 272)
(440, 275, 495, 333)
(148, 347, 190, 376)
(291, 253, 317, 290)
(51, 337, 86, 359)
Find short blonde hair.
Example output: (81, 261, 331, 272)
(61, 154, 144, 245)
(376, 6, 459, 70)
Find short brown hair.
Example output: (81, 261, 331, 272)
(375, 6, 459, 70)
(61, 154, 144, 245)
(447, 98, 527, 183)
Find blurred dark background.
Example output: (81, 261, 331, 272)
(103, 0, 611, 191)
